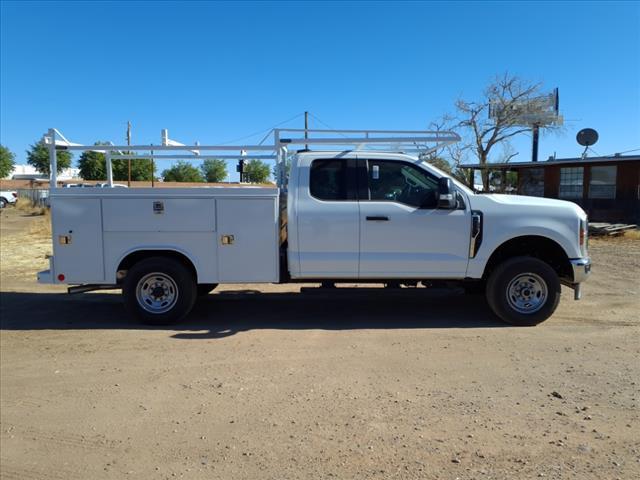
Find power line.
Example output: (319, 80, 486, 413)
(604, 147, 640, 156)
(307, 112, 349, 137)
(218, 112, 305, 145)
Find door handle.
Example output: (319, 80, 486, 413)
(366, 216, 389, 221)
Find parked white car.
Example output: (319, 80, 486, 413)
(95, 183, 128, 188)
(0, 190, 18, 208)
(38, 128, 591, 327)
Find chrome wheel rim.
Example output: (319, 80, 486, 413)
(506, 272, 548, 314)
(136, 272, 178, 314)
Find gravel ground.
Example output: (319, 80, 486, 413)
(1, 207, 639, 479)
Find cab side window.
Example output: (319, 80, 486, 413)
(310, 159, 348, 200)
(367, 160, 439, 208)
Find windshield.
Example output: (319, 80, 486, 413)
(411, 157, 474, 195)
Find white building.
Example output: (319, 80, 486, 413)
(6, 164, 80, 181)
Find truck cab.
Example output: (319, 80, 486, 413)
(288, 151, 472, 279)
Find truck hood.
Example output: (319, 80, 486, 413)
(472, 194, 587, 220)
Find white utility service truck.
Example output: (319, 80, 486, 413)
(37, 128, 591, 326)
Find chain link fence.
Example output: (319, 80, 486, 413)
(16, 189, 50, 207)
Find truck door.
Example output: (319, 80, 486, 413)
(357, 158, 471, 278)
(294, 157, 360, 278)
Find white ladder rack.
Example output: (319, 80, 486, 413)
(43, 127, 460, 189)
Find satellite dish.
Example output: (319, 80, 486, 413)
(577, 128, 599, 147)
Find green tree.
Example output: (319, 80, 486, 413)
(78, 143, 154, 181)
(162, 161, 204, 183)
(26, 140, 72, 176)
(272, 159, 291, 182)
(244, 159, 271, 183)
(78, 142, 109, 180)
(0, 145, 16, 178)
(112, 153, 154, 182)
(201, 158, 228, 182)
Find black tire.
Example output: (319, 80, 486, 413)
(0, 198, 7, 209)
(197, 283, 218, 296)
(123, 257, 197, 325)
(486, 256, 561, 326)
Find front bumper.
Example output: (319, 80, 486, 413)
(570, 257, 591, 284)
(565, 257, 591, 300)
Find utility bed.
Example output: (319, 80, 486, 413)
(39, 186, 280, 286)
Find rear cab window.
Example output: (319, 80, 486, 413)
(309, 159, 357, 201)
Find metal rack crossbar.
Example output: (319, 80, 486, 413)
(44, 127, 459, 189)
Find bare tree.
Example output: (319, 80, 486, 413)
(446, 74, 559, 190)
(421, 116, 473, 185)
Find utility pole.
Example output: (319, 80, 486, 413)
(151, 145, 155, 188)
(531, 123, 540, 162)
(127, 121, 132, 186)
(304, 111, 309, 150)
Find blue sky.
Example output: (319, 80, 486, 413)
(1, 1, 639, 178)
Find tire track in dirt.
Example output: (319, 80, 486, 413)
(2, 425, 121, 451)
(0, 464, 78, 480)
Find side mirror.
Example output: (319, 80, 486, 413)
(437, 177, 456, 209)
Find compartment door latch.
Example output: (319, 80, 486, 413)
(220, 235, 235, 245)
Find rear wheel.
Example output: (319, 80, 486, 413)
(0, 198, 7, 209)
(123, 257, 196, 325)
(486, 256, 560, 326)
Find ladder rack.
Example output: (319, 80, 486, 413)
(43, 127, 460, 189)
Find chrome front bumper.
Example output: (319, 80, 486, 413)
(570, 257, 591, 284)
(567, 257, 591, 300)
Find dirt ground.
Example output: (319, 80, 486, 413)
(1, 206, 638, 480)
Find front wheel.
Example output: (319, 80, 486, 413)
(486, 256, 561, 326)
(123, 257, 197, 325)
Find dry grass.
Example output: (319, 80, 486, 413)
(0, 209, 52, 280)
(27, 209, 51, 237)
(15, 199, 47, 217)
(13, 200, 51, 236)
(623, 229, 640, 240)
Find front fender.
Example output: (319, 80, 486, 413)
(466, 219, 580, 279)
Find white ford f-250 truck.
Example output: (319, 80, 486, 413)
(37, 128, 591, 326)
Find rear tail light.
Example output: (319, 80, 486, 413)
(12, 192, 17, 198)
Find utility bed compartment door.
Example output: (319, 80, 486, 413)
(217, 198, 278, 283)
(102, 198, 215, 232)
(51, 198, 104, 283)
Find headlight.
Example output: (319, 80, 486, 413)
(579, 218, 588, 256)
